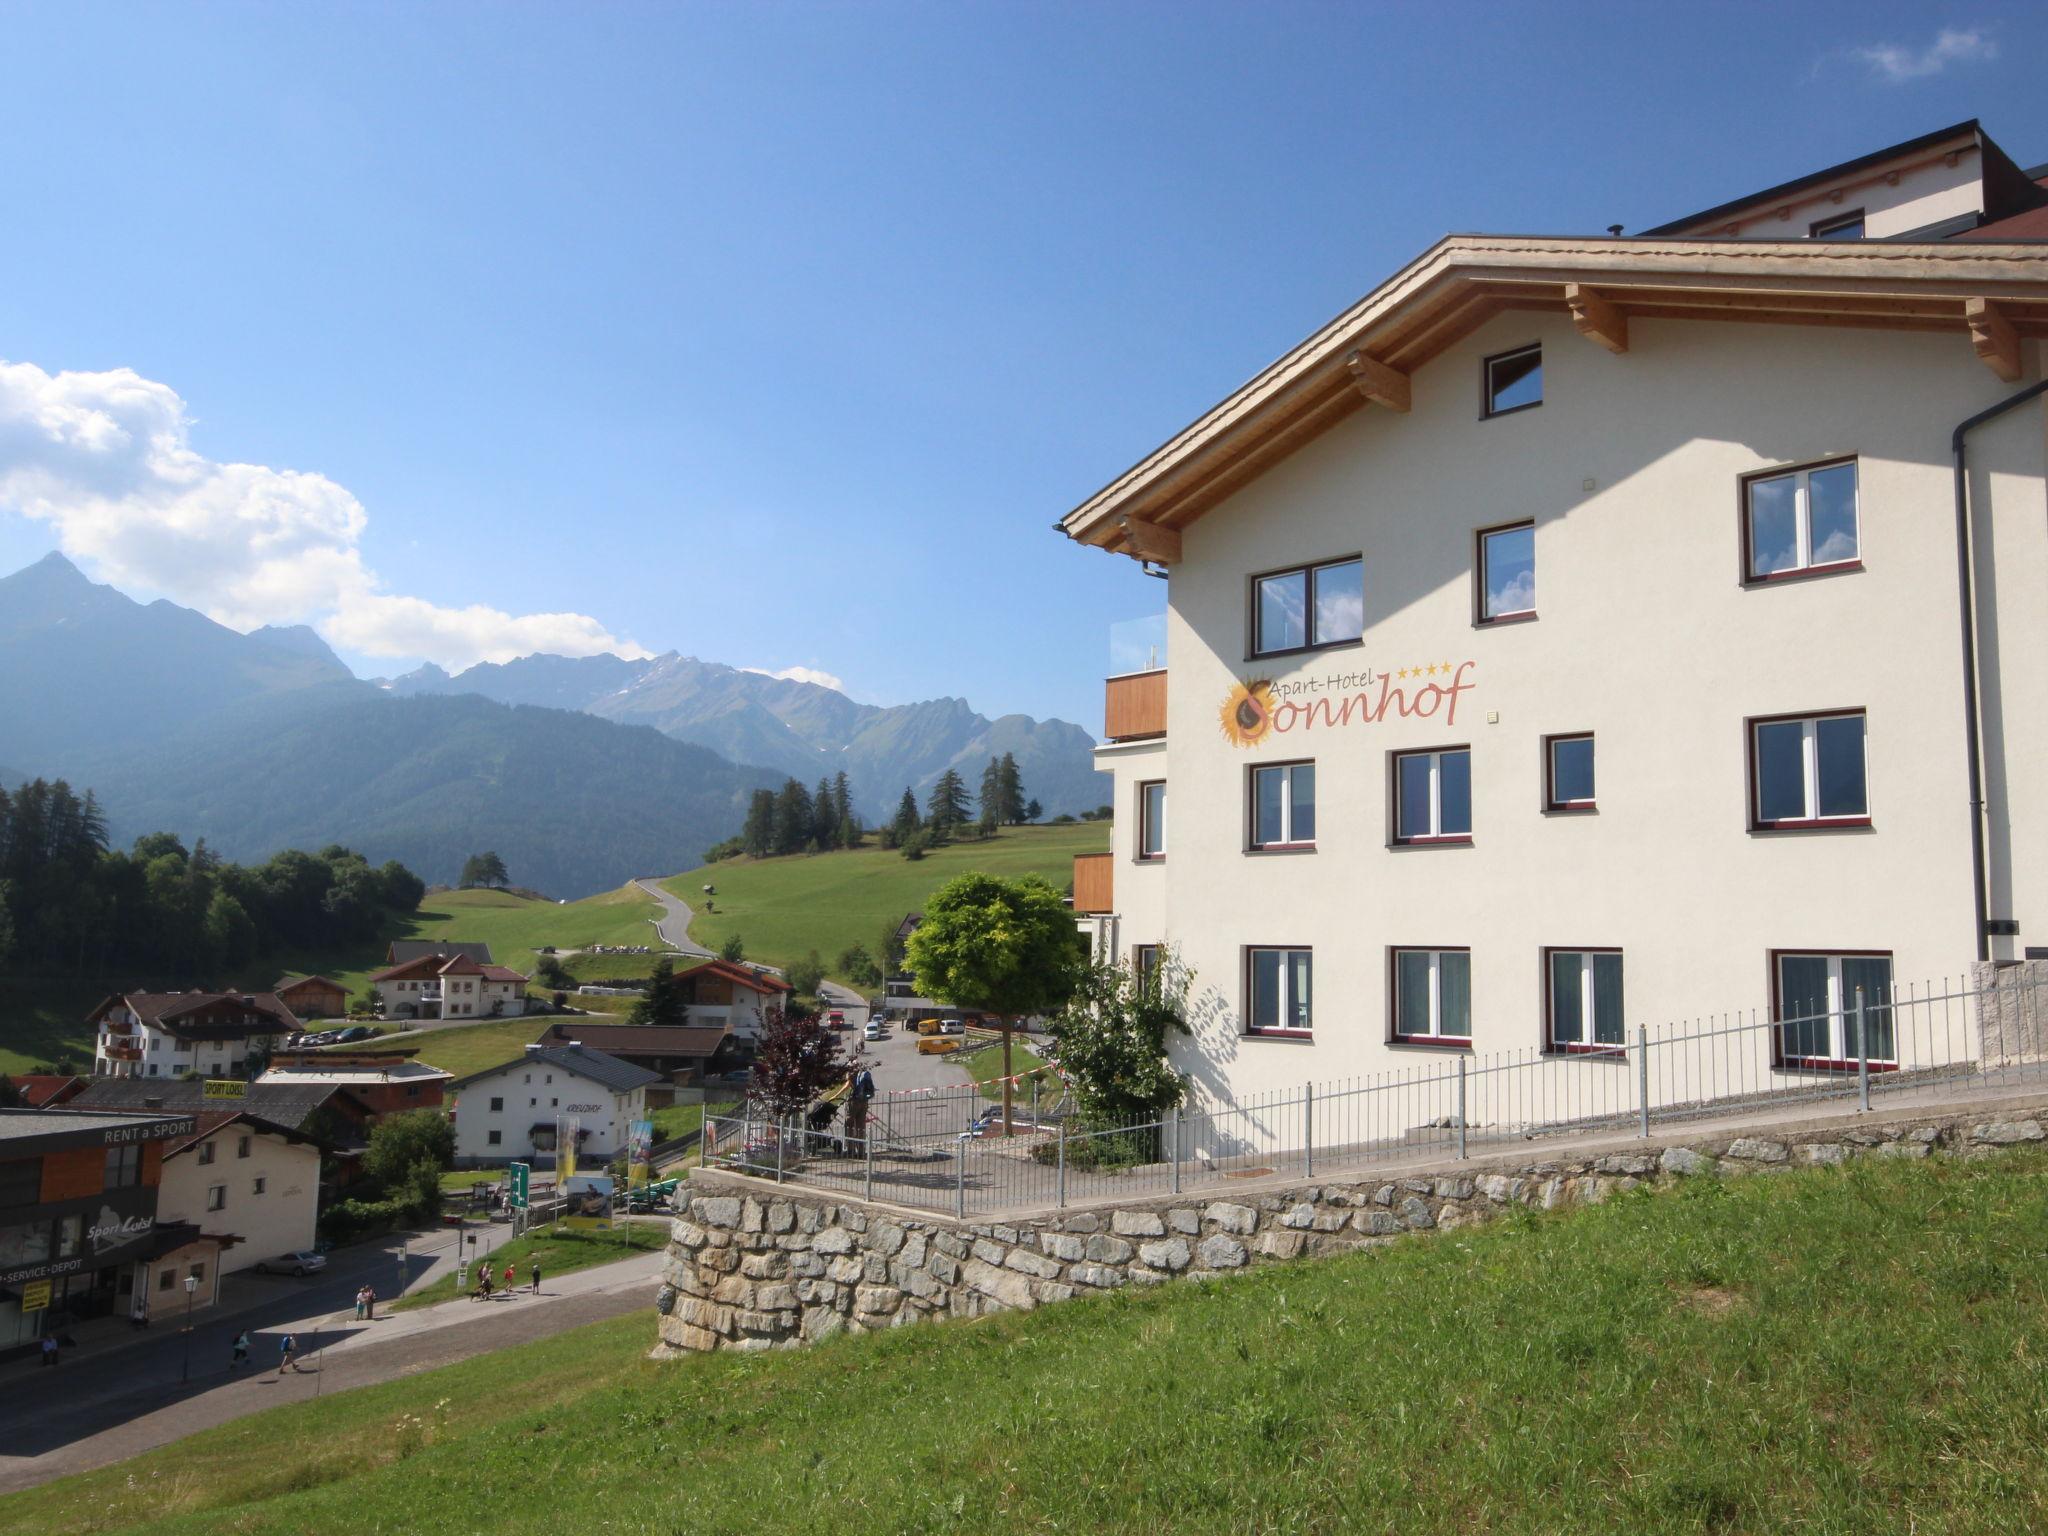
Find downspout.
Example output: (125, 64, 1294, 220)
(1950, 376, 2048, 962)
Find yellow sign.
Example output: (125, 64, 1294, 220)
(202, 1080, 247, 1100)
(563, 1215, 613, 1232)
(19, 1280, 51, 1314)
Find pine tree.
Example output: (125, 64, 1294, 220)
(812, 777, 836, 849)
(1024, 797, 1043, 823)
(997, 753, 1026, 824)
(832, 772, 856, 848)
(629, 957, 690, 1028)
(772, 779, 814, 855)
(741, 789, 776, 859)
(979, 757, 1003, 828)
(926, 769, 970, 836)
(891, 787, 921, 843)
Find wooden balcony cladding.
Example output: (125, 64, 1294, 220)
(1072, 853, 1114, 915)
(1105, 670, 1167, 742)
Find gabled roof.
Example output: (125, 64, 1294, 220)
(1059, 235, 2048, 555)
(388, 939, 493, 965)
(369, 953, 528, 984)
(69, 1077, 349, 1132)
(88, 990, 300, 1040)
(678, 957, 793, 995)
(164, 1109, 327, 1158)
(274, 974, 347, 993)
(7, 1074, 87, 1107)
(539, 1021, 731, 1059)
(446, 1042, 662, 1094)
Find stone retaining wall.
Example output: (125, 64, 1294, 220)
(651, 1097, 2048, 1356)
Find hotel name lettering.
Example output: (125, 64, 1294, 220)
(1220, 661, 1477, 747)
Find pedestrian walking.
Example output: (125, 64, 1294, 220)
(130, 1295, 150, 1330)
(530, 1260, 541, 1294)
(278, 1332, 299, 1374)
(231, 1331, 250, 1369)
(363, 1285, 377, 1321)
(39, 1335, 57, 1368)
(353, 1286, 366, 1320)
(503, 1262, 514, 1290)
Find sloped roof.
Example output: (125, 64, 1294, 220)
(679, 957, 792, 995)
(7, 1074, 87, 1107)
(88, 991, 300, 1041)
(274, 974, 346, 993)
(539, 1021, 730, 1059)
(164, 1109, 326, 1158)
(70, 1077, 348, 1131)
(447, 1042, 662, 1094)
(388, 940, 493, 964)
(1059, 235, 2048, 554)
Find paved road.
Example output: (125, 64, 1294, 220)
(0, 1243, 664, 1493)
(636, 877, 715, 957)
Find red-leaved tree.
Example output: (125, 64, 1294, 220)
(749, 1004, 844, 1116)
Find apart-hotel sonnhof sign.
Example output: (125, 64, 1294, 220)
(1058, 119, 2048, 1110)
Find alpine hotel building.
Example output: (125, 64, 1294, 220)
(1061, 121, 2048, 1115)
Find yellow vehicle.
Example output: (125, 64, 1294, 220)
(916, 1036, 961, 1055)
(917, 1018, 943, 1036)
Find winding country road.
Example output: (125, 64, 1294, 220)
(635, 876, 715, 958)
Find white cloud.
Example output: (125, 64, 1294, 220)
(1851, 27, 1996, 82)
(0, 358, 649, 669)
(744, 664, 848, 694)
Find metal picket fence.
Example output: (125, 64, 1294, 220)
(701, 965, 2047, 1217)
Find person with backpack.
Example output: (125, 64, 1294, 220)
(231, 1331, 250, 1369)
(278, 1333, 299, 1374)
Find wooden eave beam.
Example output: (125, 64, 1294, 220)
(1965, 297, 2022, 383)
(1343, 350, 1411, 412)
(1563, 283, 1628, 353)
(1116, 515, 1182, 564)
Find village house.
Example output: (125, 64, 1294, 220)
(153, 1111, 323, 1282)
(535, 1019, 732, 1090)
(370, 948, 531, 1020)
(666, 957, 791, 1045)
(272, 974, 349, 1022)
(87, 991, 300, 1081)
(1059, 119, 2048, 1114)
(445, 1042, 659, 1168)
(256, 1053, 453, 1118)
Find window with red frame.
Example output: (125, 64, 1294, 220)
(1394, 748, 1471, 843)
(1546, 949, 1624, 1052)
(1246, 947, 1312, 1035)
(1751, 711, 1867, 829)
(1774, 951, 1894, 1068)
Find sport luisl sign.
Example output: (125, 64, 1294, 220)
(1220, 660, 1477, 747)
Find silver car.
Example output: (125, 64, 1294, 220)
(255, 1250, 328, 1277)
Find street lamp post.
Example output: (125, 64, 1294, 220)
(179, 1273, 199, 1383)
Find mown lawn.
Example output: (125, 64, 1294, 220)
(389, 1220, 667, 1312)
(668, 822, 1107, 985)
(10, 1147, 2048, 1535)
(959, 1035, 1055, 1102)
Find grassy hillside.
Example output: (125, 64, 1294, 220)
(7, 1148, 2046, 1534)
(667, 822, 1108, 983)
(0, 886, 661, 1076)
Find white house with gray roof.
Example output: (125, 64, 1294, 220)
(444, 1042, 660, 1168)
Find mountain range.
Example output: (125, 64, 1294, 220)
(385, 652, 1105, 825)
(0, 553, 1104, 895)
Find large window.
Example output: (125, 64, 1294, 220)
(1483, 343, 1542, 418)
(1250, 762, 1316, 849)
(1391, 949, 1471, 1045)
(1545, 733, 1596, 811)
(1476, 522, 1536, 623)
(1251, 557, 1364, 657)
(1745, 459, 1859, 581)
(0, 1159, 39, 1210)
(1137, 780, 1166, 861)
(1547, 949, 1625, 1052)
(1750, 711, 1868, 829)
(1247, 947, 1313, 1036)
(1775, 952, 1894, 1068)
(1394, 748, 1472, 844)
(104, 1144, 142, 1189)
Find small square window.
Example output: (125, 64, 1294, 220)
(158, 1268, 174, 1292)
(252, 1177, 266, 1196)
(1476, 522, 1536, 622)
(1393, 748, 1472, 844)
(1246, 947, 1313, 1035)
(1545, 734, 1596, 811)
(197, 1142, 215, 1166)
(1745, 459, 1859, 581)
(1483, 344, 1542, 418)
(488, 1129, 503, 1147)
(490, 1096, 504, 1112)
(1546, 950, 1625, 1051)
(1250, 762, 1316, 849)
(1750, 711, 1868, 829)
(206, 1185, 226, 1212)
(1251, 557, 1363, 658)
(1391, 949, 1471, 1045)
(1137, 780, 1166, 861)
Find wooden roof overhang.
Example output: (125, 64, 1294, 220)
(1060, 236, 2048, 561)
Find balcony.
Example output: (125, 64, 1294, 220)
(1072, 852, 1114, 915)
(1104, 670, 1167, 742)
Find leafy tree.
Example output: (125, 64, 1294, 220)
(363, 1109, 454, 1215)
(925, 769, 970, 837)
(719, 933, 747, 962)
(1048, 952, 1192, 1131)
(749, 1004, 843, 1116)
(788, 950, 826, 997)
(629, 956, 690, 1027)
(1024, 798, 1043, 823)
(536, 954, 573, 990)
(906, 873, 1085, 1133)
(836, 942, 882, 989)
(976, 808, 998, 840)
(741, 789, 776, 859)
(459, 851, 508, 889)
(202, 890, 255, 967)
(900, 830, 928, 861)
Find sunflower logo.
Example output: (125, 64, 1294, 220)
(1219, 678, 1276, 747)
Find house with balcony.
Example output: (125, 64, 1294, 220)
(370, 950, 531, 1020)
(87, 991, 300, 1081)
(1059, 119, 2048, 1115)
(445, 1042, 660, 1168)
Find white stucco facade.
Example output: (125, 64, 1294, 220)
(1087, 312, 2047, 1112)
(448, 1047, 654, 1167)
(157, 1121, 321, 1276)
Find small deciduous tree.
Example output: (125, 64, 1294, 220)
(1048, 951, 1191, 1131)
(459, 852, 508, 889)
(906, 873, 1084, 1133)
(750, 1004, 843, 1116)
(363, 1109, 454, 1217)
(836, 942, 882, 988)
(788, 950, 826, 997)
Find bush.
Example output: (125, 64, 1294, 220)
(788, 950, 826, 996)
(719, 934, 746, 963)
(836, 943, 883, 988)
(319, 1196, 409, 1246)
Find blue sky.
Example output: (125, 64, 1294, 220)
(2, 2, 2044, 730)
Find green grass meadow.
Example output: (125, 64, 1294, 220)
(668, 822, 1107, 984)
(10, 1147, 2048, 1535)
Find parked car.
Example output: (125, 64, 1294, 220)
(827, 1010, 846, 1029)
(939, 1018, 964, 1035)
(336, 1025, 372, 1042)
(863, 1021, 883, 1041)
(917, 1018, 942, 1036)
(255, 1251, 328, 1277)
(916, 1037, 961, 1056)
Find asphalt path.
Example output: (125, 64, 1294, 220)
(636, 877, 715, 957)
